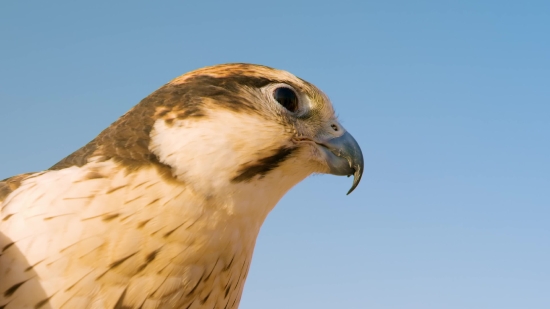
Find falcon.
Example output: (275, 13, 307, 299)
(0, 63, 363, 309)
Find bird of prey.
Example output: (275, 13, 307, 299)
(0, 63, 363, 309)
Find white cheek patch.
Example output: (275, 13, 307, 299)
(149, 110, 288, 195)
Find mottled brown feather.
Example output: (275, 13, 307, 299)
(0, 173, 36, 203)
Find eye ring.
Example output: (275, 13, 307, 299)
(273, 87, 299, 112)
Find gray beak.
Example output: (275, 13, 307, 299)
(317, 131, 364, 194)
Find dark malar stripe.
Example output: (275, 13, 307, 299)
(231, 146, 295, 183)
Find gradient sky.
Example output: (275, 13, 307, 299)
(1, 1, 549, 308)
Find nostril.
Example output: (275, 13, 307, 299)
(331, 124, 338, 131)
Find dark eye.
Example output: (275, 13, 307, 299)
(273, 87, 299, 112)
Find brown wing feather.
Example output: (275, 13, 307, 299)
(0, 173, 36, 203)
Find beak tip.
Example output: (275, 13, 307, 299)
(346, 166, 363, 195)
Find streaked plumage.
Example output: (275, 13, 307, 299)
(0, 63, 363, 309)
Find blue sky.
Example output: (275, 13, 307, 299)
(1, 1, 549, 308)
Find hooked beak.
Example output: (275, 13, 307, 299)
(316, 131, 364, 195)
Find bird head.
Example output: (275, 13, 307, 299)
(147, 64, 363, 198)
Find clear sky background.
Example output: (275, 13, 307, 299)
(1, 1, 549, 308)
